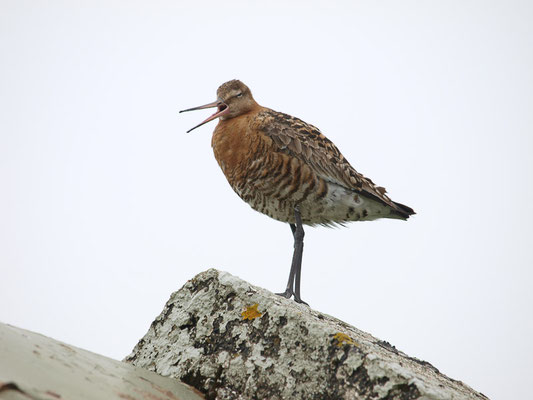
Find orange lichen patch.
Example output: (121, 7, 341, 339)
(333, 332, 358, 347)
(241, 304, 262, 320)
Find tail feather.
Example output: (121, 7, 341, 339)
(392, 201, 416, 220)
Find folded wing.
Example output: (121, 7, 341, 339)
(255, 109, 415, 219)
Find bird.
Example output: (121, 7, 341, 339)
(180, 80, 415, 305)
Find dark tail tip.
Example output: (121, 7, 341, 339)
(393, 201, 416, 219)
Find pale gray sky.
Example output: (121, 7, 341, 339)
(1, 1, 532, 399)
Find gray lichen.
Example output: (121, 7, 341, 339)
(125, 269, 488, 400)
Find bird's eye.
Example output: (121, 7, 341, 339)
(236, 93, 243, 98)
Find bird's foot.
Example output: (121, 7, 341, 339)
(293, 296, 309, 306)
(275, 291, 310, 306)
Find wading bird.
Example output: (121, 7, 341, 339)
(180, 80, 414, 305)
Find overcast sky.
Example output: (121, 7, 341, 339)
(1, 1, 532, 399)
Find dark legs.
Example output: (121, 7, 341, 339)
(276, 207, 308, 305)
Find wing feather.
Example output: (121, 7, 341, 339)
(254, 109, 414, 217)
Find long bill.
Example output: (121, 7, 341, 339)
(179, 100, 228, 133)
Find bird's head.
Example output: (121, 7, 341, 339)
(180, 80, 258, 133)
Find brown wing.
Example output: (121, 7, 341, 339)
(255, 109, 414, 216)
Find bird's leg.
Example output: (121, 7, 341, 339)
(276, 207, 308, 306)
(291, 207, 308, 305)
(276, 223, 297, 299)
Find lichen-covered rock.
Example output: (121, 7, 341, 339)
(125, 269, 488, 400)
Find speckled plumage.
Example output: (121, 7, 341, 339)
(207, 80, 414, 226)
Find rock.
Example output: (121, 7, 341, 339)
(0, 322, 204, 400)
(125, 269, 488, 400)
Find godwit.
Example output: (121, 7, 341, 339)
(180, 80, 414, 304)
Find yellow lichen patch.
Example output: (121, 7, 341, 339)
(241, 304, 262, 320)
(333, 332, 358, 347)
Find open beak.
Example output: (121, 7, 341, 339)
(179, 100, 229, 133)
